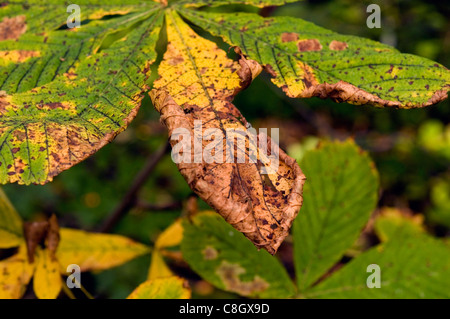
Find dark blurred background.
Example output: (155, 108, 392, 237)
(3, 0, 449, 298)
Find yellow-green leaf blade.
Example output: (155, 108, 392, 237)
(155, 219, 183, 250)
(56, 228, 150, 272)
(181, 212, 296, 298)
(127, 276, 191, 299)
(148, 250, 174, 280)
(180, 10, 450, 108)
(374, 207, 425, 243)
(0, 187, 23, 248)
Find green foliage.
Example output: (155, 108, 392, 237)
(0, 188, 22, 248)
(181, 212, 296, 298)
(179, 9, 450, 107)
(182, 141, 450, 299)
(0, 1, 163, 184)
(293, 139, 379, 290)
(176, 0, 299, 7)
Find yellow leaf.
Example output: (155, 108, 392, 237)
(0, 244, 34, 299)
(33, 248, 61, 299)
(148, 250, 173, 280)
(155, 219, 183, 249)
(56, 228, 150, 272)
(0, 188, 23, 248)
(127, 276, 191, 299)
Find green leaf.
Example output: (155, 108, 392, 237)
(304, 231, 450, 299)
(0, 2, 163, 184)
(293, 139, 379, 291)
(181, 212, 296, 298)
(175, 0, 300, 8)
(179, 10, 450, 108)
(127, 276, 191, 299)
(0, 187, 23, 248)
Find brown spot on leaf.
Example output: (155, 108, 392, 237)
(426, 86, 450, 105)
(386, 64, 394, 74)
(234, 47, 262, 94)
(329, 40, 348, 51)
(264, 64, 277, 78)
(281, 32, 299, 43)
(0, 15, 27, 41)
(169, 56, 184, 66)
(150, 13, 306, 254)
(202, 246, 218, 260)
(297, 39, 322, 52)
(46, 102, 65, 110)
(216, 261, 269, 296)
(289, 80, 449, 108)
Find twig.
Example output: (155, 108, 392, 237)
(98, 141, 170, 233)
(135, 200, 182, 211)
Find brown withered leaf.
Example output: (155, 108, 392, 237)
(150, 11, 305, 254)
(23, 214, 60, 262)
(0, 15, 27, 41)
(46, 214, 60, 261)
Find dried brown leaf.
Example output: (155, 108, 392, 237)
(150, 12, 305, 254)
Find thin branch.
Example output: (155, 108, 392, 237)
(97, 141, 170, 233)
(135, 200, 182, 211)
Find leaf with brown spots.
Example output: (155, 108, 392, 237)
(181, 212, 296, 298)
(0, 2, 164, 184)
(292, 140, 379, 291)
(151, 11, 305, 254)
(175, 0, 299, 8)
(127, 276, 191, 299)
(179, 10, 450, 108)
(0, 15, 26, 41)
